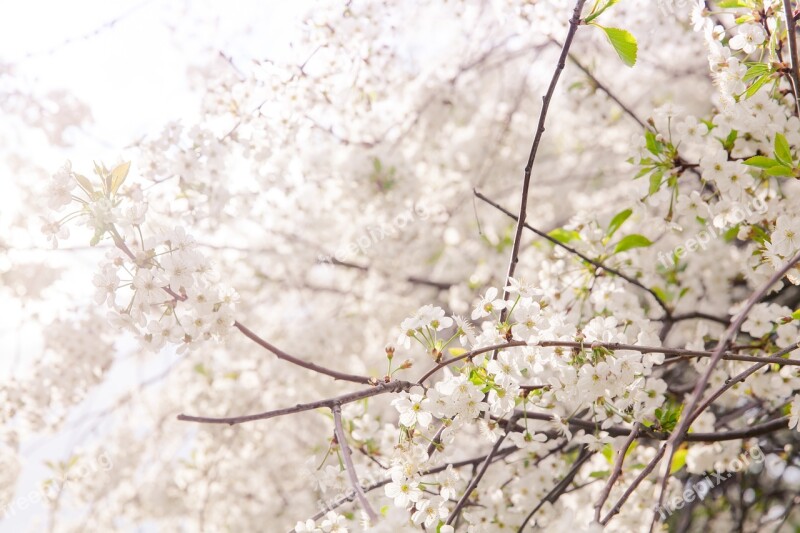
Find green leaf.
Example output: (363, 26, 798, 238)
(774, 133, 793, 167)
(743, 62, 772, 82)
(717, 0, 749, 6)
(606, 209, 632, 238)
(614, 234, 653, 254)
(601, 443, 614, 463)
(791, 308, 800, 320)
(645, 131, 662, 155)
(722, 129, 738, 151)
(598, 26, 638, 67)
(765, 165, 793, 177)
(648, 170, 663, 196)
(548, 228, 581, 244)
(670, 449, 687, 474)
(743, 156, 781, 169)
(448, 347, 467, 357)
(744, 73, 772, 99)
(723, 225, 740, 241)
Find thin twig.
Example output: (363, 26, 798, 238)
(417, 341, 527, 384)
(333, 404, 378, 522)
(498, 0, 589, 320)
(234, 322, 374, 384)
(518, 447, 594, 531)
(653, 249, 800, 529)
(594, 423, 641, 522)
(109, 224, 374, 385)
(564, 47, 646, 129)
(688, 341, 800, 423)
(446, 414, 520, 524)
(475, 189, 672, 318)
(600, 444, 667, 525)
(177, 380, 411, 425)
(288, 446, 519, 532)
(420, 338, 800, 388)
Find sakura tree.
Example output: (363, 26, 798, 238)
(6, 0, 800, 531)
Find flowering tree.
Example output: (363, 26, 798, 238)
(6, 0, 800, 531)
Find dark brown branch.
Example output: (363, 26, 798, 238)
(333, 404, 378, 522)
(177, 380, 411, 425)
(600, 444, 667, 525)
(109, 225, 374, 386)
(594, 423, 641, 522)
(418, 339, 800, 389)
(445, 414, 520, 525)
(784, 0, 800, 115)
(655, 249, 800, 524)
(510, 410, 789, 442)
(288, 446, 519, 532)
(565, 47, 646, 129)
(328, 257, 453, 290)
(233, 322, 374, 385)
(475, 189, 672, 318)
(498, 0, 589, 320)
(518, 447, 594, 531)
(688, 341, 800, 423)
(416, 341, 527, 384)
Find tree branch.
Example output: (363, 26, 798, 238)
(594, 423, 641, 523)
(234, 322, 374, 385)
(654, 249, 800, 527)
(498, 0, 589, 320)
(475, 189, 672, 318)
(332, 404, 378, 522)
(445, 414, 520, 525)
(783, 0, 800, 114)
(518, 447, 594, 531)
(288, 446, 519, 532)
(177, 380, 411, 425)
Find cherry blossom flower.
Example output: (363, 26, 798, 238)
(471, 287, 506, 320)
(729, 23, 766, 54)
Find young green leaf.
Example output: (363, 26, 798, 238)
(765, 165, 793, 177)
(598, 27, 638, 67)
(774, 133, 793, 167)
(743, 155, 781, 169)
(613, 234, 652, 254)
(548, 228, 581, 244)
(606, 208, 632, 238)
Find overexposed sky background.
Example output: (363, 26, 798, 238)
(0, 2, 311, 529)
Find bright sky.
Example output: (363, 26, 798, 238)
(0, 2, 311, 529)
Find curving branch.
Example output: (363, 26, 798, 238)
(234, 322, 374, 385)
(110, 224, 374, 385)
(177, 380, 411, 425)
